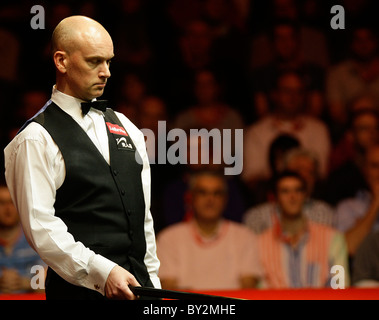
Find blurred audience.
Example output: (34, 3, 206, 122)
(326, 25, 379, 141)
(157, 170, 262, 290)
(137, 96, 168, 161)
(114, 72, 149, 123)
(250, 0, 330, 69)
(166, 19, 215, 110)
(109, 0, 152, 70)
(0, 180, 45, 293)
(352, 230, 379, 287)
(335, 144, 379, 257)
(325, 108, 379, 205)
(0, 27, 19, 85)
(174, 69, 244, 134)
(255, 171, 349, 288)
(13, 88, 50, 124)
(242, 71, 331, 189)
(267, 134, 300, 180)
(244, 147, 334, 234)
(137, 95, 172, 233)
(251, 19, 325, 118)
(162, 133, 246, 227)
(246, 133, 300, 206)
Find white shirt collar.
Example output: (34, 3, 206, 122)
(50, 85, 101, 121)
(51, 85, 85, 121)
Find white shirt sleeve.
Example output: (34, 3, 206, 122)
(4, 122, 116, 295)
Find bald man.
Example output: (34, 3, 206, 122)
(4, 16, 161, 300)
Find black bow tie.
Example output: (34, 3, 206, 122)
(81, 100, 108, 115)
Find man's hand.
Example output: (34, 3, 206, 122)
(105, 265, 140, 300)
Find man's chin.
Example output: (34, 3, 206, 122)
(90, 88, 105, 99)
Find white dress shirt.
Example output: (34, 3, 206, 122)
(4, 86, 161, 295)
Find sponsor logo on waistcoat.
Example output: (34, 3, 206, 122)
(106, 122, 135, 151)
(106, 122, 128, 136)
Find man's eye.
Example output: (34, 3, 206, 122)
(88, 59, 100, 65)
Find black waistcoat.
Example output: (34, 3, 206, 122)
(32, 102, 153, 298)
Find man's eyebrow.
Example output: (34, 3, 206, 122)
(85, 55, 114, 61)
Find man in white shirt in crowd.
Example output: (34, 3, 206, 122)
(242, 70, 331, 189)
(157, 170, 262, 291)
(4, 16, 160, 300)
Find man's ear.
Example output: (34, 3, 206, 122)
(53, 50, 68, 74)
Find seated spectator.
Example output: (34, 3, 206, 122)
(335, 144, 379, 257)
(174, 69, 244, 133)
(174, 68, 244, 171)
(251, 19, 325, 118)
(329, 97, 379, 172)
(242, 70, 331, 187)
(326, 25, 379, 139)
(165, 20, 215, 111)
(162, 133, 246, 227)
(166, 19, 248, 114)
(0, 180, 45, 293)
(157, 170, 262, 290)
(352, 230, 379, 287)
(246, 133, 300, 206)
(325, 108, 379, 205)
(250, 0, 330, 70)
(255, 171, 349, 288)
(243, 147, 334, 234)
(200, 0, 251, 109)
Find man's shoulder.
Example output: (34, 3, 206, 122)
(157, 222, 190, 240)
(308, 199, 334, 213)
(226, 220, 257, 238)
(5, 121, 51, 151)
(4, 121, 55, 170)
(244, 202, 272, 217)
(308, 220, 342, 238)
(336, 192, 367, 210)
(244, 116, 274, 137)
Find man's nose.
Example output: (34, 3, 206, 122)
(99, 61, 111, 78)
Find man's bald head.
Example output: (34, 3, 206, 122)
(52, 16, 114, 101)
(51, 15, 112, 57)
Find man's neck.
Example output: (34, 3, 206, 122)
(280, 213, 307, 238)
(55, 81, 86, 102)
(194, 218, 221, 238)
